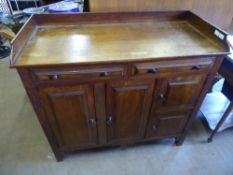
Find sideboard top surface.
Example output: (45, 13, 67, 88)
(11, 11, 229, 67)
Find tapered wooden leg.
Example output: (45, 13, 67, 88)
(175, 137, 184, 146)
(207, 101, 233, 143)
(53, 149, 64, 162)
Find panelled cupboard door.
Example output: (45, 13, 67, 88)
(146, 111, 190, 138)
(106, 80, 154, 144)
(39, 84, 98, 151)
(153, 73, 207, 112)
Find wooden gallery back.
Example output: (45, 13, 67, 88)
(10, 11, 229, 161)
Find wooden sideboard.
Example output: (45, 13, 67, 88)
(89, 0, 233, 30)
(11, 11, 229, 161)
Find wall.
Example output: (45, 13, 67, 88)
(89, 0, 233, 30)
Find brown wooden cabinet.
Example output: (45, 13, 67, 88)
(37, 71, 207, 152)
(11, 12, 229, 161)
(30, 65, 212, 160)
(17, 58, 223, 161)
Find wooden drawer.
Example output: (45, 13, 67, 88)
(146, 111, 190, 138)
(132, 57, 214, 77)
(30, 65, 126, 82)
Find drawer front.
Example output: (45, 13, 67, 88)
(31, 65, 126, 82)
(146, 111, 190, 138)
(132, 57, 214, 77)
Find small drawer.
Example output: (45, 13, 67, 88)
(31, 65, 125, 81)
(132, 57, 214, 76)
(146, 111, 190, 138)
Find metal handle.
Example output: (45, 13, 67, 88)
(148, 68, 158, 74)
(100, 72, 110, 77)
(106, 116, 113, 125)
(192, 65, 201, 70)
(152, 124, 158, 132)
(159, 93, 165, 102)
(49, 74, 59, 80)
(89, 118, 96, 126)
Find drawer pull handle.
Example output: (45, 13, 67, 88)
(100, 72, 110, 77)
(152, 124, 158, 131)
(148, 68, 158, 74)
(49, 74, 59, 80)
(159, 93, 165, 102)
(89, 118, 96, 126)
(192, 65, 201, 70)
(107, 116, 113, 125)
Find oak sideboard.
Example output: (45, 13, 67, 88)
(11, 11, 229, 161)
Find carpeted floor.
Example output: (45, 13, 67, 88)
(0, 57, 233, 175)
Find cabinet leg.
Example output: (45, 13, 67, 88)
(207, 137, 213, 143)
(55, 154, 64, 162)
(175, 137, 184, 146)
(54, 151, 64, 162)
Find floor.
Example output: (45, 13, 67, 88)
(0, 56, 233, 175)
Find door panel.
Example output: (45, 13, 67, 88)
(39, 85, 98, 150)
(153, 74, 207, 112)
(146, 111, 190, 138)
(106, 81, 154, 143)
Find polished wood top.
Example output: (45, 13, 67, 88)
(15, 20, 224, 66)
(11, 12, 229, 67)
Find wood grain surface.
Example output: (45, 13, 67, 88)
(16, 20, 224, 66)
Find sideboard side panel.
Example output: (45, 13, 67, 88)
(17, 68, 64, 161)
(176, 56, 224, 145)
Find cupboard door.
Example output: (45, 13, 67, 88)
(106, 80, 154, 144)
(153, 74, 207, 112)
(146, 112, 190, 138)
(39, 84, 98, 151)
